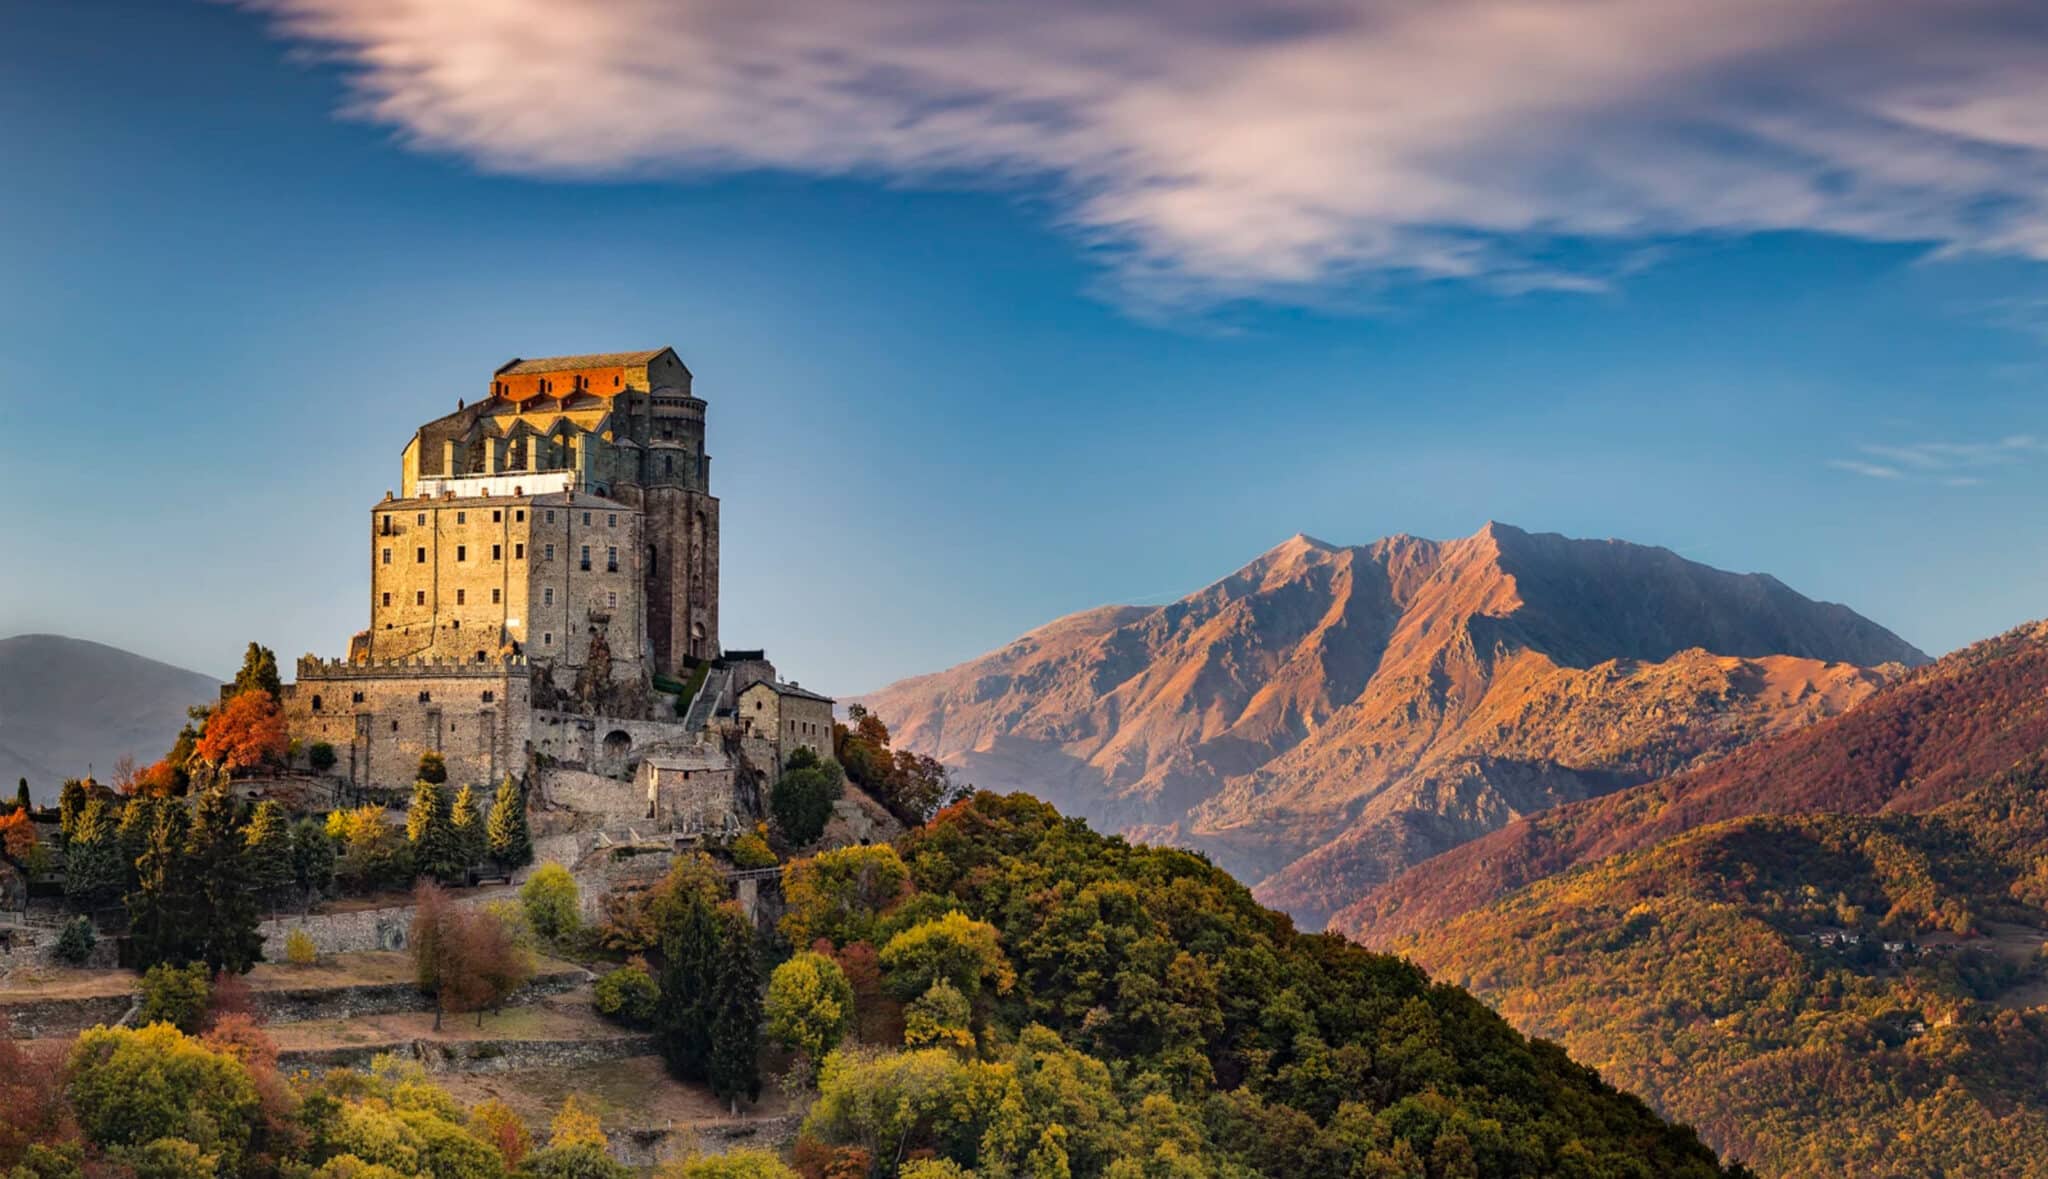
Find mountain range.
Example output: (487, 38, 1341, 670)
(0, 634, 217, 801)
(864, 522, 1926, 927)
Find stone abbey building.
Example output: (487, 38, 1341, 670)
(281, 348, 829, 808)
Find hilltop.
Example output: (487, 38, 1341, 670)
(1340, 620, 2048, 944)
(864, 523, 1923, 926)
(0, 634, 218, 800)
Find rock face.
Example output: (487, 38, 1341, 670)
(0, 634, 218, 800)
(862, 523, 1926, 927)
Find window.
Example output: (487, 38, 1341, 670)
(451, 619, 460, 629)
(544, 587, 554, 606)
(381, 592, 392, 607)
(582, 511, 591, 526)
(482, 690, 495, 703)
(476, 650, 486, 662)
(456, 589, 466, 605)
(417, 513, 426, 525)
(546, 510, 555, 524)
(492, 544, 502, 560)
(607, 546, 618, 572)
(392, 720, 399, 732)
(607, 513, 616, 527)
(543, 632, 552, 646)
(415, 590, 426, 606)
(492, 509, 502, 523)
(491, 588, 501, 604)
(606, 591, 617, 609)
(311, 695, 322, 712)
(418, 691, 431, 703)
(515, 509, 526, 523)
(352, 691, 365, 704)
(416, 546, 427, 563)
(456, 510, 466, 524)
(514, 543, 525, 559)
(580, 545, 591, 571)
(544, 544, 555, 561)
(381, 514, 394, 535)
(381, 548, 391, 565)
(456, 544, 467, 561)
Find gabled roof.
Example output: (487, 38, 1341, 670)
(495, 349, 670, 376)
(741, 679, 834, 703)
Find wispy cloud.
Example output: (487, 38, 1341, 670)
(237, 0, 2048, 309)
(1829, 435, 2048, 485)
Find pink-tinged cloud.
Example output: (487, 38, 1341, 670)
(239, 0, 2048, 307)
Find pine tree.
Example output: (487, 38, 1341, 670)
(244, 801, 295, 911)
(408, 778, 461, 882)
(128, 799, 195, 968)
(58, 779, 89, 846)
(657, 891, 722, 1083)
(707, 905, 764, 1112)
(12, 778, 26, 813)
(186, 783, 263, 973)
(485, 776, 532, 870)
(62, 799, 123, 908)
(231, 642, 282, 701)
(290, 818, 335, 908)
(450, 784, 485, 879)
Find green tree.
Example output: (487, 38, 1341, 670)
(486, 777, 533, 869)
(308, 741, 338, 772)
(769, 748, 845, 847)
(57, 779, 89, 845)
(766, 951, 854, 1074)
(656, 889, 724, 1083)
(451, 783, 486, 876)
(408, 778, 462, 882)
(54, 915, 97, 965)
(879, 911, 1015, 1004)
(137, 963, 211, 1032)
(127, 799, 195, 968)
(708, 905, 764, 1112)
(593, 960, 660, 1027)
(664, 1150, 798, 1179)
(12, 778, 27, 813)
(515, 1143, 630, 1179)
(186, 783, 263, 973)
(779, 844, 911, 949)
(903, 980, 973, 1052)
(243, 800, 295, 909)
(291, 816, 337, 904)
(230, 642, 282, 701)
(417, 751, 448, 785)
(62, 798, 123, 907)
(116, 797, 155, 889)
(521, 862, 581, 944)
(66, 1024, 259, 1167)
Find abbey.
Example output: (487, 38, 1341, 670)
(281, 348, 827, 803)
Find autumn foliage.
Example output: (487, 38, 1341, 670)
(195, 689, 288, 775)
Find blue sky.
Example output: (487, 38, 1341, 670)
(4, 0, 2048, 693)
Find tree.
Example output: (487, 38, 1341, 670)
(408, 778, 462, 882)
(879, 911, 1015, 1004)
(117, 797, 155, 887)
(662, 1151, 798, 1179)
(243, 801, 294, 910)
(656, 889, 724, 1083)
(516, 1143, 630, 1179)
(411, 882, 533, 1029)
(550, 1096, 606, 1150)
(707, 905, 764, 1112)
(329, 805, 412, 893)
(291, 817, 336, 905)
(594, 960, 660, 1027)
(194, 689, 288, 775)
(470, 1099, 533, 1169)
(766, 951, 854, 1080)
(779, 844, 911, 949)
(230, 642, 282, 701)
(11, 777, 26, 813)
(521, 862, 581, 944)
(451, 783, 486, 876)
(902, 980, 973, 1052)
(137, 963, 212, 1032)
(67, 1024, 260, 1167)
(308, 742, 338, 773)
(418, 751, 448, 785)
(62, 798, 123, 907)
(58, 778, 89, 845)
(185, 783, 264, 973)
(770, 749, 845, 847)
(486, 777, 532, 869)
(127, 799, 195, 967)
(54, 916, 97, 965)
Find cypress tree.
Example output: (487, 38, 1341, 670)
(290, 818, 336, 908)
(244, 801, 295, 910)
(12, 778, 26, 813)
(450, 784, 485, 879)
(707, 905, 764, 1112)
(657, 891, 722, 1082)
(128, 800, 195, 967)
(187, 783, 263, 973)
(485, 776, 532, 870)
(231, 642, 282, 701)
(116, 797, 154, 883)
(62, 799, 123, 908)
(407, 779, 461, 882)
(58, 779, 89, 846)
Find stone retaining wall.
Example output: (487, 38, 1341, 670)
(277, 1031, 657, 1074)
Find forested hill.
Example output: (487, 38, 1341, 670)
(794, 790, 1743, 1176)
(1396, 774, 2048, 1176)
(1339, 620, 2048, 944)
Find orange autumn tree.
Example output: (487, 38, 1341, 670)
(194, 689, 288, 775)
(0, 809, 36, 862)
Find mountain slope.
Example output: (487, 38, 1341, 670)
(1338, 621, 2048, 944)
(0, 634, 218, 800)
(865, 523, 1925, 926)
(1396, 774, 2048, 1177)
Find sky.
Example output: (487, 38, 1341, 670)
(4, 0, 2048, 694)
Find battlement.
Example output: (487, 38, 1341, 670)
(297, 654, 528, 682)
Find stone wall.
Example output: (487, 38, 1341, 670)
(532, 710, 700, 777)
(535, 766, 648, 824)
(282, 658, 529, 793)
(257, 889, 506, 960)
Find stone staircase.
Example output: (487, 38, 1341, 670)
(682, 665, 730, 735)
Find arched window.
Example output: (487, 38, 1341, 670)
(310, 694, 323, 713)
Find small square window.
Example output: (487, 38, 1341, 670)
(492, 588, 501, 604)
(546, 510, 556, 523)
(543, 632, 553, 646)
(483, 690, 495, 703)
(417, 513, 426, 525)
(418, 691, 431, 703)
(416, 547, 426, 563)
(381, 592, 392, 607)
(606, 590, 617, 609)
(352, 691, 364, 704)
(544, 588, 554, 606)
(516, 509, 525, 523)
(381, 547, 391, 565)
(492, 509, 502, 523)
(456, 510, 466, 524)
(515, 543, 525, 559)
(415, 590, 426, 606)
(492, 544, 501, 560)
(456, 589, 466, 605)
(607, 513, 616, 527)
(544, 544, 555, 561)
(456, 545, 467, 561)
(582, 511, 591, 526)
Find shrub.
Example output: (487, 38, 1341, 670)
(593, 960, 660, 1028)
(138, 963, 212, 1033)
(769, 750, 845, 847)
(308, 742, 338, 772)
(284, 928, 319, 965)
(521, 863, 581, 944)
(54, 917, 97, 965)
(728, 830, 777, 870)
(417, 752, 447, 785)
